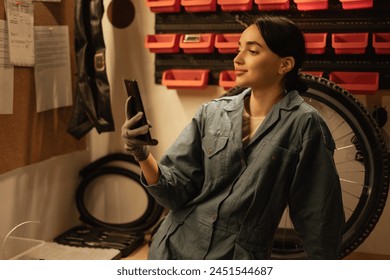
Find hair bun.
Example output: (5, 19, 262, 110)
(287, 74, 308, 93)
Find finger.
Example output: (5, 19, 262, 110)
(122, 124, 150, 139)
(123, 111, 144, 129)
(124, 138, 158, 147)
(123, 137, 149, 146)
(125, 97, 132, 120)
(148, 138, 159, 146)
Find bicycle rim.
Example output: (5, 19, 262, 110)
(272, 74, 389, 259)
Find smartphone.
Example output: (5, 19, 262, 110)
(124, 79, 152, 142)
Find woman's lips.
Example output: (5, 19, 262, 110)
(235, 69, 247, 76)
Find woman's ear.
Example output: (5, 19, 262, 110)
(279, 56, 295, 75)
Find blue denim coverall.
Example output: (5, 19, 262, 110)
(145, 88, 345, 259)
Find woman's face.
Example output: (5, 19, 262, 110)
(234, 24, 285, 90)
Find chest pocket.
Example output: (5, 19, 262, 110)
(201, 110, 231, 159)
(202, 136, 229, 158)
(201, 136, 229, 180)
(253, 141, 297, 167)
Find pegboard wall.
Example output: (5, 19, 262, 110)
(0, 0, 86, 175)
(144, 0, 390, 93)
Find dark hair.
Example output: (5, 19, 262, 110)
(254, 16, 308, 93)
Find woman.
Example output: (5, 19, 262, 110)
(122, 16, 345, 259)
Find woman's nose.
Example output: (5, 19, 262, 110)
(233, 53, 243, 65)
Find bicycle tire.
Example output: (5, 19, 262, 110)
(271, 74, 390, 259)
(76, 155, 164, 233)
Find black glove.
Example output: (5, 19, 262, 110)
(121, 97, 158, 161)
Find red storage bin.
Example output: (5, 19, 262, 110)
(219, 70, 236, 90)
(332, 33, 368, 54)
(179, 33, 215, 54)
(339, 0, 373, 10)
(304, 33, 327, 54)
(214, 33, 240, 54)
(181, 0, 217, 12)
(255, 0, 290, 10)
(293, 0, 328, 11)
(373, 33, 390, 54)
(162, 69, 210, 89)
(146, 0, 181, 13)
(329, 72, 379, 95)
(145, 34, 180, 53)
(218, 0, 252, 11)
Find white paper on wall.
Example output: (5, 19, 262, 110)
(4, 0, 35, 66)
(34, 26, 72, 112)
(0, 20, 14, 115)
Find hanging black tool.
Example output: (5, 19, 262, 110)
(68, 0, 115, 139)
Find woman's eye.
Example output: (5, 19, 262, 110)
(236, 48, 259, 55)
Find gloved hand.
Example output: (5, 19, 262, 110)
(121, 97, 158, 161)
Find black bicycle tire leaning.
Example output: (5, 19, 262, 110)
(76, 154, 164, 232)
(272, 73, 389, 259)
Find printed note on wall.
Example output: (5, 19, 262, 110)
(0, 20, 14, 115)
(4, 0, 35, 66)
(34, 26, 72, 112)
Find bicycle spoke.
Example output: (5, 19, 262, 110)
(340, 178, 364, 186)
(342, 189, 361, 200)
(338, 170, 364, 174)
(333, 131, 354, 142)
(336, 144, 356, 151)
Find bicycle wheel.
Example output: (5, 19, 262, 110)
(272, 74, 390, 259)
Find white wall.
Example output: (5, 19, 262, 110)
(0, 0, 389, 257)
